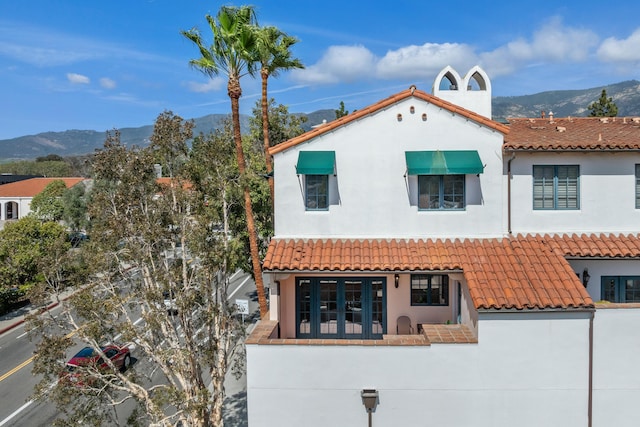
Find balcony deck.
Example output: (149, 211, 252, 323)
(246, 321, 477, 346)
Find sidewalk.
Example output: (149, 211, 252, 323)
(0, 293, 71, 336)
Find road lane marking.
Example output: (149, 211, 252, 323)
(0, 357, 33, 382)
(0, 399, 33, 427)
(16, 332, 27, 339)
(0, 329, 77, 383)
(228, 275, 251, 299)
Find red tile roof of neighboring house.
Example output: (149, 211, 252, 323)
(261, 234, 620, 310)
(504, 117, 640, 151)
(269, 87, 510, 155)
(0, 177, 85, 197)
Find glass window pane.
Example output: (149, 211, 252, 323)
(344, 280, 362, 335)
(443, 175, 464, 209)
(418, 176, 440, 210)
(305, 175, 328, 210)
(371, 280, 384, 335)
(603, 278, 616, 302)
(625, 279, 640, 303)
(298, 280, 312, 334)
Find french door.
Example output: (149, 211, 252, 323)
(296, 277, 386, 339)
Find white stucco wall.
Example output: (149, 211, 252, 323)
(509, 152, 640, 234)
(247, 311, 591, 427)
(272, 98, 506, 239)
(0, 197, 31, 220)
(592, 307, 640, 427)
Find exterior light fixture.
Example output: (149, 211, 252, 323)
(582, 268, 590, 288)
(361, 389, 379, 427)
(409, 105, 415, 114)
(397, 113, 402, 121)
(394, 274, 399, 288)
(422, 113, 427, 121)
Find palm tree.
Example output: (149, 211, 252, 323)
(255, 26, 304, 203)
(182, 6, 269, 319)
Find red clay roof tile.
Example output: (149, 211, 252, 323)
(0, 177, 85, 197)
(262, 235, 613, 311)
(505, 117, 640, 151)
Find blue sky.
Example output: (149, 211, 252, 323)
(1, 1, 640, 140)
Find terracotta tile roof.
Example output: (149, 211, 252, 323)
(269, 87, 510, 156)
(263, 235, 599, 311)
(504, 117, 640, 151)
(0, 177, 85, 197)
(542, 233, 640, 258)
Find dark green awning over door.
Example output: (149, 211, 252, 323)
(296, 151, 336, 175)
(405, 150, 484, 175)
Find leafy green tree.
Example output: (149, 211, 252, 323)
(29, 179, 68, 222)
(0, 216, 70, 293)
(588, 89, 618, 117)
(36, 154, 64, 162)
(61, 181, 89, 232)
(249, 98, 307, 151)
(0, 159, 73, 177)
(255, 25, 304, 202)
(28, 113, 246, 427)
(335, 101, 349, 119)
(182, 5, 269, 318)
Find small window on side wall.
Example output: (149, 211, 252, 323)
(305, 174, 328, 210)
(411, 274, 449, 306)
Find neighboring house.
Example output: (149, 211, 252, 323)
(246, 66, 640, 427)
(0, 177, 85, 227)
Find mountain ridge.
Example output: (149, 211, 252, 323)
(2, 80, 639, 161)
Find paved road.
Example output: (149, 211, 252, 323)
(0, 270, 259, 426)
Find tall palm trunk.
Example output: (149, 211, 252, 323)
(229, 79, 268, 319)
(261, 68, 274, 204)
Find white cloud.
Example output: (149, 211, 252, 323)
(294, 17, 602, 86)
(480, 17, 598, 77)
(377, 43, 478, 80)
(100, 77, 116, 89)
(291, 45, 377, 84)
(66, 73, 90, 84)
(597, 28, 640, 62)
(185, 77, 225, 93)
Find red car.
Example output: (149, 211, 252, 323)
(61, 345, 131, 385)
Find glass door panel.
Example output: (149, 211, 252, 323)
(319, 279, 338, 336)
(344, 280, 363, 336)
(297, 279, 312, 336)
(371, 280, 384, 337)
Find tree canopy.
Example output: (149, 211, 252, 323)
(29, 179, 68, 222)
(28, 112, 247, 427)
(588, 89, 618, 117)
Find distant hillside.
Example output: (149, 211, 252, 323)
(0, 110, 337, 161)
(2, 81, 639, 161)
(492, 80, 640, 121)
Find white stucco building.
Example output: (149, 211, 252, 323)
(246, 66, 640, 427)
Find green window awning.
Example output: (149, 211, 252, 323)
(405, 150, 484, 175)
(296, 151, 336, 175)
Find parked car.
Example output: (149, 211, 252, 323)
(60, 344, 131, 386)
